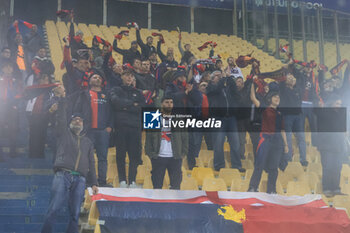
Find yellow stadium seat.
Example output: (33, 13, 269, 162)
(142, 155, 152, 170)
(202, 177, 227, 191)
(286, 181, 311, 196)
(180, 177, 199, 190)
(241, 159, 254, 170)
(94, 224, 101, 233)
(307, 162, 323, 178)
(198, 150, 213, 167)
(207, 158, 229, 172)
(162, 170, 170, 189)
(83, 189, 92, 210)
(106, 162, 117, 184)
(195, 157, 205, 167)
(191, 167, 214, 186)
(143, 175, 153, 189)
(244, 169, 253, 181)
(245, 143, 253, 156)
(301, 172, 319, 194)
(219, 168, 242, 187)
(333, 195, 350, 216)
(136, 165, 151, 185)
(88, 201, 99, 225)
(341, 184, 350, 195)
(112, 175, 119, 188)
(284, 162, 305, 179)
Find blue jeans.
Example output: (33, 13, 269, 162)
(41, 171, 86, 233)
(88, 129, 110, 185)
(284, 114, 307, 162)
(301, 102, 317, 146)
(187, 130, 204, 170)
(249, 134, 283, 193)
(212, 117, 241, 171)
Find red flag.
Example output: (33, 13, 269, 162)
(152, 33, 165, 44)
(115, 30, 129, 40)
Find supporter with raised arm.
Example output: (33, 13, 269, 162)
(206, 70, 243, 172)
(178, 33, 194, 64)
(225, 56, 244, 79)
(145, 96, 188, 189)
(100, 44, 122, 90)
(109, 69, 145, 188)
(279, 70, 308, 167)
(68, 15, 88, 59)
(24, 73, 57, 159)
(30, 47, 55, 84)
(157, 39, 178, 67)
(23, 23, 44, 64)
(249, 76, 270, 158)
(135, 23, 156, 59)
(61, 38, 91, 95)
(7, 23, 26, 73)
(41, 92, 98, 233)
(113, 38, 141, 65)
(248, 91, 288, 193)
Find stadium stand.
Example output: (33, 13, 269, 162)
(2, 4, 350, 230)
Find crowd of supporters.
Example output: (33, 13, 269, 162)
(1, 11, 350, 233)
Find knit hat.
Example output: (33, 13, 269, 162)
(71, 113, 84, 121)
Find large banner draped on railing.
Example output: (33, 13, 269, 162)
(89, 188, 350, 233)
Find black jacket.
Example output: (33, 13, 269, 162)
(206, 77, 240, 118)
(102, 52, 122, 90)
(74, 89, 113, 132)
(69, 23, 88, 59)
(113, 39, 141, 65)
(165, 80, 202, 110)
(53, 99, 97, 186)
(279, 68, 305, 115)
(157, 41, 178, 67)
(109, 84, 145, 129)
(136, 29, 156, 59)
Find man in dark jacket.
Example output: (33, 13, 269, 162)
(102, 51, 122, 90)
(113, 39, 141, 65)
(41, 95, 98, 233)
(235, 76, 253, 159)
(68, 17, 88, 59)
(157, 40, 178, 68)
(135, 25, 156, 59)
(24, 24, 44, 65)
(74, 73, 113, 186)
(178, 38, 194, 64)
(145, 96, 188, 189)
(206, 70, 243, 172)
(164, 70, 201, 109)
(109, 69, 145, 188)
(279, 71, 308, 166)
(62, 38, 91, 95)
(135, 59, 157, 106)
